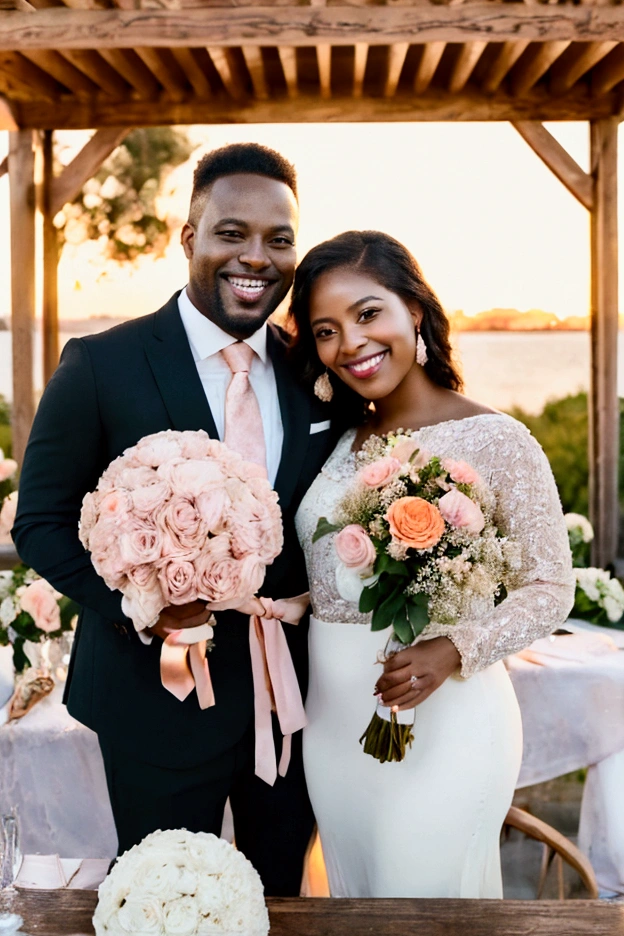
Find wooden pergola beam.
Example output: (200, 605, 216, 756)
(448, 41, 487, 94)
(512, 120, 593, 210)
(0, 94, 18, 130)
(384, 42, 409, 98)
(482, 40, 530, 94)
(4, 4, 624, 51)
(414, 41, 445, 95)
(50, 126, 129, 216)
(589, 117, 619, 569)
(0, 155, 7, 178)
(8, 129, 37, 467)
(353, 42, 368, 98)
(11, 87, 617, 129)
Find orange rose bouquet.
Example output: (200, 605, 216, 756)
(314, 430, 518, 762)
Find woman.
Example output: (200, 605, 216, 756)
(288, 231, 575, 898)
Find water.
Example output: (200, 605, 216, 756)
(0, 326, 604, 416)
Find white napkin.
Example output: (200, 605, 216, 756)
(14, 855, 109, 890)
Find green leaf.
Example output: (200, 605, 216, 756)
(12, 637, 31, 675)
(375, 553, 410, 578)
(359, 582, 381, 614)
(59, 597, 80, 630)
(371, 587, 404, 632)
(392, 603, 415, 645)
(407, 598, 430, 637)
(313, 517, 342, 543)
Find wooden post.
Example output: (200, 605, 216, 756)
(589, 118, 619, 569)
(42, 128, 59, 385)
(8, 129, 38, 467)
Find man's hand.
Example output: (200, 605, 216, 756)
(147, 600, 212, 641)
(374, 636, 461, 710)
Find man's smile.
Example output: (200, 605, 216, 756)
(223, 275, 276, 304)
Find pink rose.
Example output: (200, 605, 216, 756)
(195, 535, 243, 607)
(238, 554, 265, 601)
(160, 496, 206, 553)
(119, 519, 162, 567)
(443, 459, 481, 486)
(121, 579, 165, 631)
(334, 524, 377, 573)
(0, 491, 18, 537)
(131, 480, 171, 518)
(179, 431, 218, 460)
(438, 488, 485, 534)
(160, 460, 225, 498)
(98, 491, 132, 524)
(0, 455, 17, 482)
(133, 433, 183, 467)
(157, 559, 197, 606)
(127, 563, 159, 590)
(196, 488, 230, 534)
(19, 578, 61, 633)
(358, 457, 401, 489)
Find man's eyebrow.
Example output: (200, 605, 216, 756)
(213, 217, 248, 227)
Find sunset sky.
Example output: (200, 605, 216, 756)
(0, 121, 621, 322)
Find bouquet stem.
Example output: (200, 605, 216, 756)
(359, 702, 415, 763)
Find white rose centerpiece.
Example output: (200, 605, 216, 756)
(93, 829, 270, 936)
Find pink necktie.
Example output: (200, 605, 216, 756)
(221, 342, 267, 473)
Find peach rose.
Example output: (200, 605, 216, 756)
(443, 459, 481, 486)
(98, 491, 132, 524)
(19, 578, 61, 633)
(391, 439, 419, 465)
(334, 524, 376, 573)
(196, 555, 241, 607)
(358, 457, 402, 489)
(438, 488, 485, 534)
(157, 559, 197, 606)
(386, 497, 445, 550)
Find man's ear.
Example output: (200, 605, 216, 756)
(181, 222, 195, 260)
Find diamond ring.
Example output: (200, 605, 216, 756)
(410, 674, 419, 689)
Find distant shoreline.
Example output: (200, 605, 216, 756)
(0, 318, 598, 335)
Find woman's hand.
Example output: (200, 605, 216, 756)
(374, 636, 461, 710)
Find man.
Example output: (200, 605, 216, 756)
(12, 144, 334, 896)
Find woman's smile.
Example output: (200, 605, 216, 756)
(342, 350, 389, 380)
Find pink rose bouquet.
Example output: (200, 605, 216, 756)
(79, 430, 283, 633)
(314, 429, 517, 763)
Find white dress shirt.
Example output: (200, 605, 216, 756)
(177, 287, 284, 486)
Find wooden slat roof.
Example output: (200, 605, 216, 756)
(2, 0, 624, 128)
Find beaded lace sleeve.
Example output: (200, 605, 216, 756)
(430, 418, 575, 678)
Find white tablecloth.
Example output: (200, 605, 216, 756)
(1, 619, 624, 894)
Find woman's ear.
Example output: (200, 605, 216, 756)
(408, 302, 423, 330)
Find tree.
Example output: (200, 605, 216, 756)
(54, 127, 195, 263)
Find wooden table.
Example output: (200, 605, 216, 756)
(6, 891, 624, 936)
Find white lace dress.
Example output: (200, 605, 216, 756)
(295, 414, 575, 898)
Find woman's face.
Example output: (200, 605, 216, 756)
(309, 268, 421, 400)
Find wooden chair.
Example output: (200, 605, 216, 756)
(504, 806, 599, 899)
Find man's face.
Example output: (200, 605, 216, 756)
(181, 173, 299, 339)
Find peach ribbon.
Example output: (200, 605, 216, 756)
(158, 594, 311, 786)
(250, 593, 311, 787)
(160, 621, 216, 709)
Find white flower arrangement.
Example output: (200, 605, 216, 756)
(565, 512, 594, 545)
(92, 830, 270, 936)
(574, 566, 624, 626)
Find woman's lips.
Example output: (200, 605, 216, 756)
(342, 351, 387, 380)
(225, 275, 274, 303)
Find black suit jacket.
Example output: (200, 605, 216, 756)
(12, 294, 334, 767)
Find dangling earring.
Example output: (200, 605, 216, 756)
(416, 328, 428, 367)
(314, 370, 334, 402)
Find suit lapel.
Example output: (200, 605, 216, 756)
(144, 293, 219, 439)
(270, 324, 311, 509)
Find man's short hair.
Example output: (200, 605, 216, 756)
(188, 143, 298, 224)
